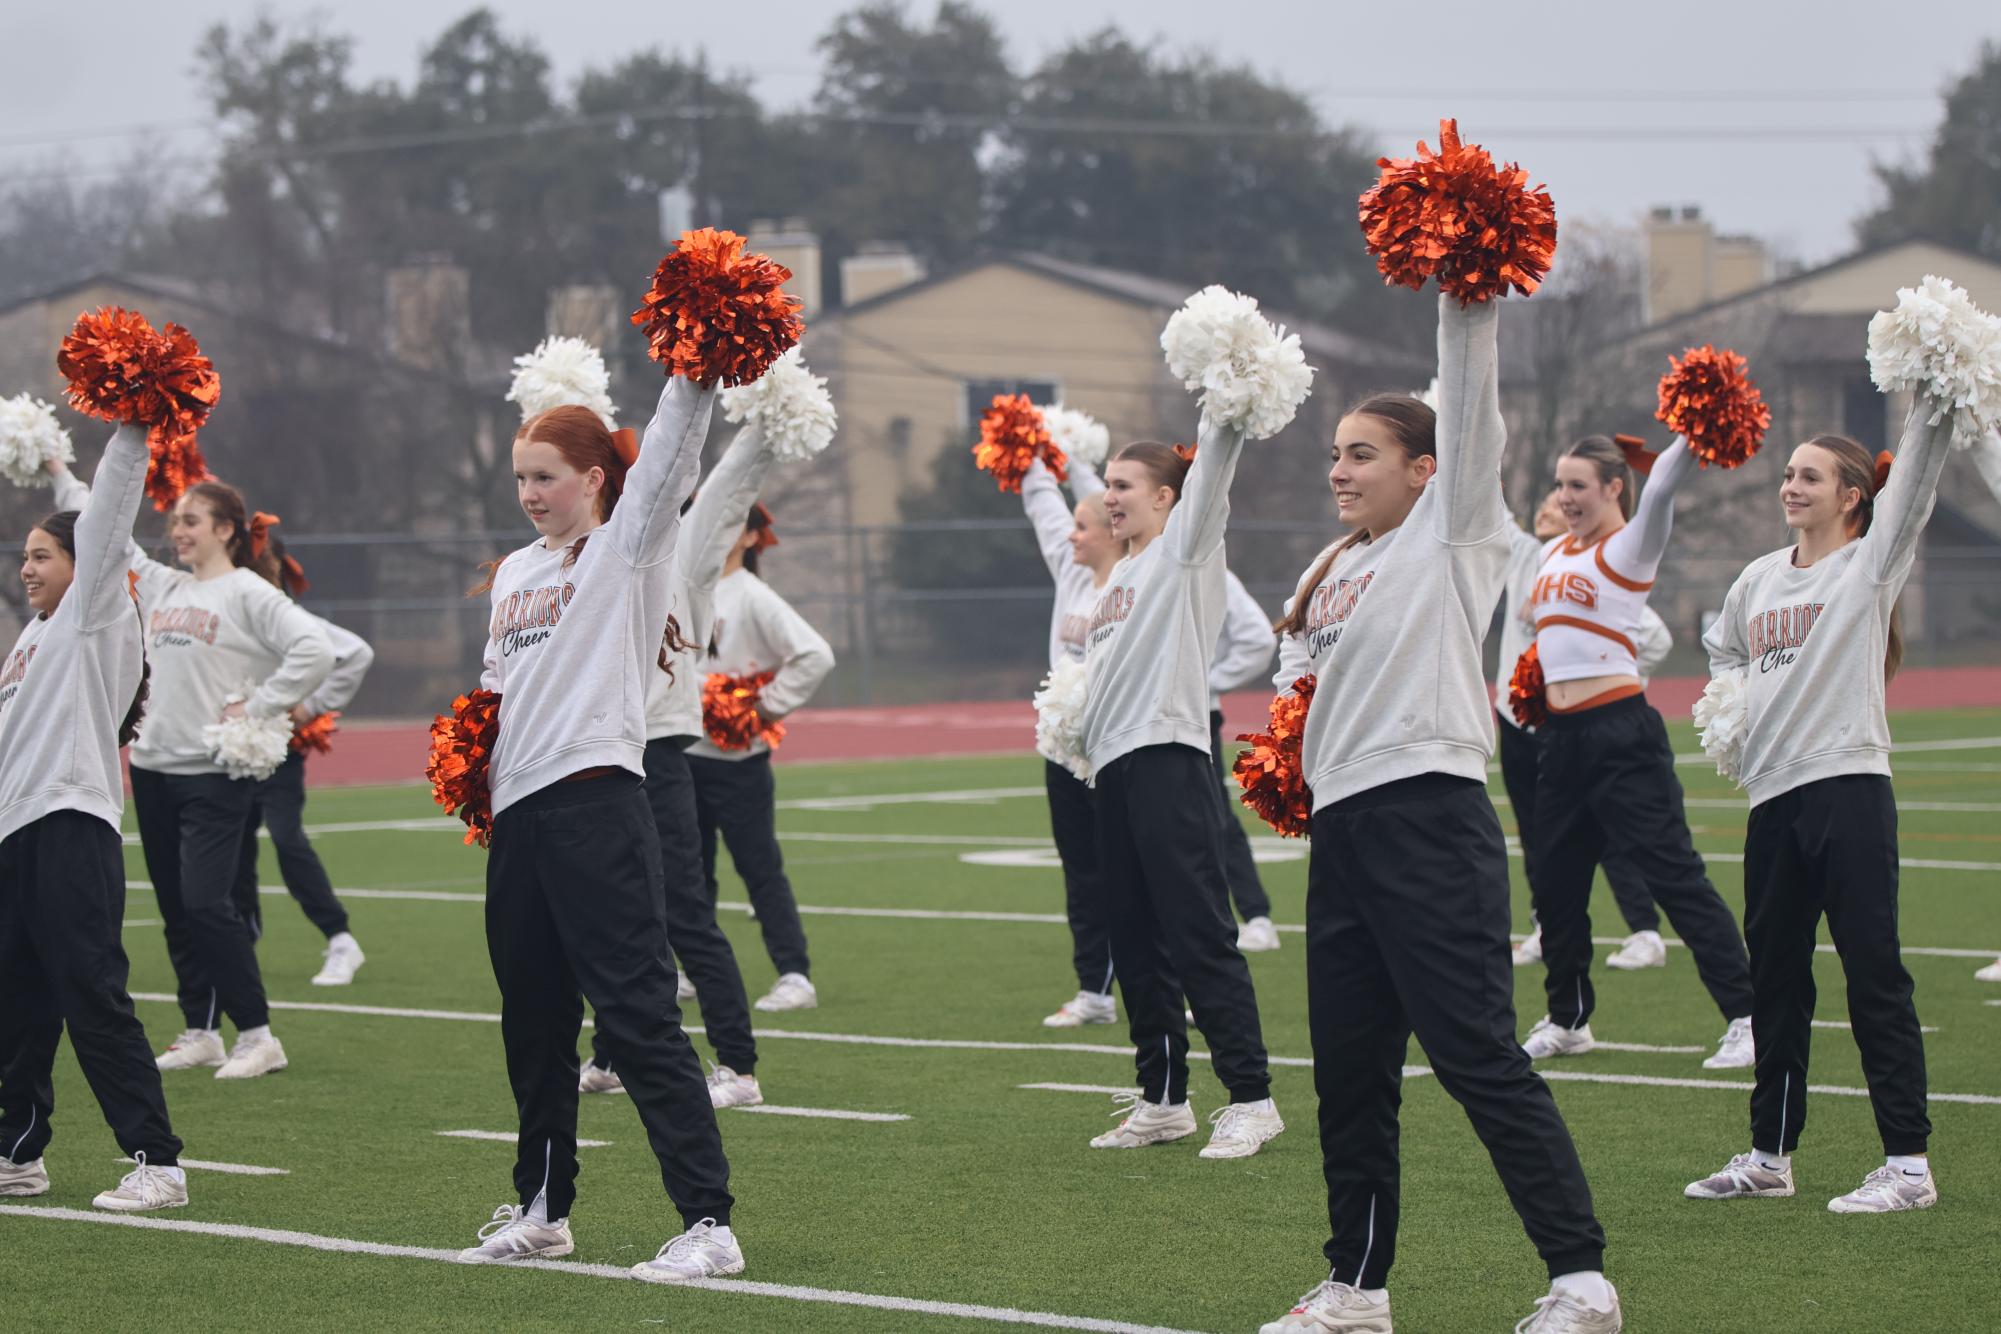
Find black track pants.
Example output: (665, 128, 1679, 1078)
(1496, 713, 1659, 934)
(1744, 776, 1929, 1156)
(485, 774, 733, 1226)
(1094, 744, 1270, 1105)
(1209, 711, 1272, 922)
(231, 751, 350, 942)
(688, 751, 810, 978)
(1308, 774, 1605, 1288)
(1044, 760, 1114, 995)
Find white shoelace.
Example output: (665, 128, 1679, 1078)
(1515, 1290, 1593, 1333)
(1293, 1280, 1369, 1314)
(167, 1029, 208, 1051)
(1207, 1104, 1252, 1139)
(1847, 1165, 1913, 1202)
(114, 1152, 175, 1207)
(473, 1204, 552, 1252)
(1105, 1092, 1143, 1122)
(652, 1218, 727, 1270)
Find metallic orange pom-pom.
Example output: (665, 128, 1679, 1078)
(703, 670, 788, 751)
(427, 689, 502, 847)
(630, 228, 804, 387)
(1508, 645, 1548, 728)
(56, 306, 220, 510)
(1232, 675, 1317, 838)
(1655, 345, 1771, 470)
(290, 711, 341, 756)
(972, 394, 1065, 494)
(1357, 119, 1557, 306)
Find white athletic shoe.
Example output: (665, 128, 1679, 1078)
(0, 1155, 49, 1197)
(1701, 1017, 1755, 1070)
(1200, 1097, 1285, 1160)
(1514, 1283, 1622, 1332)
(630, 1218, 744, 1283)
(1828, 1164, 1938, 1214)
(1975, 956, 2001, 982)
(707, 1065, 764, 1109)
(1259, 1280, 1393, 1333)
(91, 1153, 187, 1213)
(1604, 930, 1666, 971)
(1684, 1152, 1796, 1199)
(1522, 1016, 1595, 1060)
(676, 972, 698, 1003)
(754, 973, 817, 1012)
(1090, 1094, 1198, 1149)
(1512, 928, 1544, 967)
(215, 1031, 288, 1080)
(578, 1063, 625, 1095)
(311, 932, 365, 986)
(457, 1204, 575, 1263)
(1042, 990, 1116, 1029)
(155, 1028, 225, 1071)
(1237, 916, 1282, 952)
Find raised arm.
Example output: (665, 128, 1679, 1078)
(678, 423, 780, 599)
(1857, 396, 1957, 587)
(50, 450, 181, 606)
(1603, 433, 1697, 579)
(747, 586, 834, 719)
(604, 377, 715, 568)
(1020, 457, 1077, 582)
(65, 427, 150, 631)
(1973, 428, 2001, 502)
(1429, 295, 1508, 545)
(1210, 569, 1275, 694)
(302, 619, 374, 715)
(1167, 416, 1248, 565)
(239, 583, 335, 719)
(1067, 458, 1105, 503)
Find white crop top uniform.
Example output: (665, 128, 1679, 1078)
(1021, 457, 1105, 670)
(1494, 521, 1671, 728)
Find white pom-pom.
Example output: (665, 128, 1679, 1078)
(1039, 404, 1110, 472)
(1415, 377, 1440, 411)
(201, 692, 295, 781)
(1032, 656, 1091, 781)
(1865, 274, 2001, 447)
(1692, 668, 1750, 785)
(719, 348, 837, 462)
(1159, 286, 1315, 440)
(506, 336, 617, 428)
(0, 393, 74, 488)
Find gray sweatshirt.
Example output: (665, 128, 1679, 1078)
(301, 617, 374, 718)
(0, 428, 149, 841)
(481, 378, 712, 814)
(1209, 569, 1275, 709)
(684, 567, 836, 762)
(1702, 399, 1955, 808)
(1022, 457, 1105, 670)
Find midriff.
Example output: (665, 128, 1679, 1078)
(1547, 673, 1639, 712)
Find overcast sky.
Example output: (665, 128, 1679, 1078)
(5, 0, 1993, 266)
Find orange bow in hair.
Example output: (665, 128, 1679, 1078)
(748, 501, 779, 552)
(1873, 450, 1893, 494)
(279, 554, 310, 596)
(1172, 443, 1198, 463)
(249, 511, 281, 560)
(1613, 433, 1655, 476)
(610, 427, 640, 469)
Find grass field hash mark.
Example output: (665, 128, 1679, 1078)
(437, 1130, 611, 1147)
(118, 1156, 288, 1176)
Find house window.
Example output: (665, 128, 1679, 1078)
(964, 378, 1060, 427)
(1842, 375, 1887, 451)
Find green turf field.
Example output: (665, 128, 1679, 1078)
(6, 710, 2000, 1332)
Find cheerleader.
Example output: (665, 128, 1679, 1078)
(684, 502, 834, 1014)
(457, 380, 743, 1282)
(1967, 428, 2001, 985)
(0, 430, 187, 1213)
(1684, 419, 1953, 1213)
(1079, 431, 1281, 1161)
(1520, 435, 1756, 1069)
(1261, 298, 1616, 1332)
(1211, 569, 1279, 952)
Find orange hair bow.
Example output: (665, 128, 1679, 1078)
(1172, 443, 1198, 463)
(748, 500, 779, 552)
(249, 511, 281, 560)
(1873, 450, 1893, 494)
(610, 427, 640, 469)
(1613, 433, 1656, 476)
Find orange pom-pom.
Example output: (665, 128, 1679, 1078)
(1655, 345, 1771, 470)
(630, 228, 804, 387)
(1508, 645, 1548, 728)
(1357, 119, 1558, 306)
(703, 671, 788, 751)
(56, 306, 220, 510)
(972, 394, 1066, 494)
(290, 711, 340, 756)
(1232, 675, 1317, 838)
(427, 689, 502, 847)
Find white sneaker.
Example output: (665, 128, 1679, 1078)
(1512, 928, 1544, 967)
(1515, 1283, 1622, 1332)
(1828, 1164, 1938, 1214)
(1701, 1017, 1755, 1070)
(753, 973, 817, 1012)
(1975, 956, 2001, 982)
(707, 1065, 763, 1109)
(91, 1153, 188, 1213)
(1042, 990, 1116, 1029)
(311, 932, 365, 986)
(1237, 916, 1282, 952)
(579, 1063, 625, 1095)
(0, 1155, 49, 1197)
(215, 1031, 288, 1080)
(457, 1204, 575, 1262)
(1604, 930, 1666, 970)
(155, 1028, 225, 1070)
(1200, 1097, 1284, 1159)
(1684, 1152, 1795, 1199)
(1259, 1280, 1393, 1333)
(676, 972, 697, 1003)
(1522, 1016, 1595, 1059)
(630, 1218, 744, 1283)
(1089, 1094, 1197, 1149)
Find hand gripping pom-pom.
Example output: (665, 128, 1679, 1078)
(1865, 275, 2001, 447)
(1233, 675, 1317, 838)
(507, 336, 616, 427)
(1032, 656, 1091, 781)
(630, 228, 804, 388)
(56, 307, 219, 510)
(428, 689, 501, 847)
(1159, 287, 1314, 440)
(1693, 668, 1750, 785)
(704, 671, 788, 751)
(1655, 346, 1771, 470)
(1357, 119, 1558, 306)
(0, 394, 74, 488)
(1039, 405, 1110, 472)
(720, 347, 838, 462)
(201, 695, 295, 781)
(973, 394, 1064, 493)
(1508, 645, 1548, 729)
(291, 711, 341, 756)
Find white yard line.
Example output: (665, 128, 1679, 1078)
(0, 1206, 1211, 1334)
(1812, 1020, 1939, 1033)
(117, 1156, 287, 1177)
(732, 1106, 910, 1123)
(1535, 1070, 2001, 1107)
(121, 917, 161, 928)
(436, 1130, 611, 1147)
(1018, 1083, 1140, 1096)
(779, 786, 1043, 812)
(1591, 1042, 1705, 1054)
